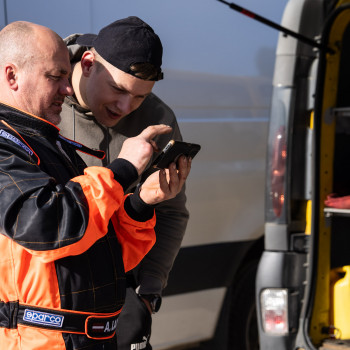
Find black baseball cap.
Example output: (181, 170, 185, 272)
(77, 16, 163, 81)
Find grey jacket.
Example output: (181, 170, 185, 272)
(59, 34, 189, 296)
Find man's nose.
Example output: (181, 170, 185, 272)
(116, 94, 133, 115)
(60, 79, 74, 97)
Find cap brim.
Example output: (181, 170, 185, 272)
(76, 33, 98, 47)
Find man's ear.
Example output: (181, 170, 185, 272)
(80, 51, 95, 77)
(4, 64, 18, 90)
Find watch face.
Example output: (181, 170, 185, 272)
(141, 294, 162, 313)
(151, 296, 162, 313)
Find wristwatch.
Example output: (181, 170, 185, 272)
(139, 293, 162, 313)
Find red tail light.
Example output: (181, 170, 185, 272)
(270, 126, 287, 217)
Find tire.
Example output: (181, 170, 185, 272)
(227, 260, 260, 350)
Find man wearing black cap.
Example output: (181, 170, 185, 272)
(59, 17, 189, 350)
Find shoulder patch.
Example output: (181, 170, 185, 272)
(0, 129, 33, 156)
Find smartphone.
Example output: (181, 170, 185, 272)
(152, 140, 201, 169)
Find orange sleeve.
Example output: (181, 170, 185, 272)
(111, 198, 156, 272)
(25, 166, 125, 262)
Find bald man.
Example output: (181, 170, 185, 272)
(0, 21, 190, 350)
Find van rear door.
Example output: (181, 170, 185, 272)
(256, 0, 350, 349)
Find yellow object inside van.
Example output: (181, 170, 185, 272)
(333, 266, 350, 339)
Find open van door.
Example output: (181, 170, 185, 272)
(256, 0, 350, 349)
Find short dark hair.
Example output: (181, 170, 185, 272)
(129, 62, 161, 81)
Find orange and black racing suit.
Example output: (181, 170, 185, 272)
(0, 103, 156, 349)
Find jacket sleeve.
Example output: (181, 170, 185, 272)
(136, 108, 190, 295)
(112, 194, 156, 273)
(0, 142, 136, 263)
(137, 187, 189, 294)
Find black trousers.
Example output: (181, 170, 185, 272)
(116, 286, 153, 350)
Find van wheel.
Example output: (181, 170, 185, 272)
(227, 260, 259, 350)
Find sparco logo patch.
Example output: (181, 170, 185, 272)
(23, 309, 64, 328)
(0, 129, 33, 156)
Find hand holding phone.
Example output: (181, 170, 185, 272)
(152, 140, 201, 169)
(141, 154, 191, 204)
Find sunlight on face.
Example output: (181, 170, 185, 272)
(84, 57, 155, 127)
